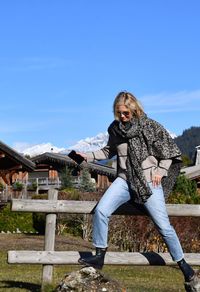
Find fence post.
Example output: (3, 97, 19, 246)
(36, 178, 39, 195)
(41, 188, 58, 290)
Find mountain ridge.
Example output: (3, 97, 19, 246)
(14, 130, 177, 157)
(174, 126, 200, 161)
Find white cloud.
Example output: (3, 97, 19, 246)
(141, 90, 200, 113)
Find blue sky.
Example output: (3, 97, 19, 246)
(0, 0, 200, 150)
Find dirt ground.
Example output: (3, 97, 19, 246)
(0, 233, 93, 252)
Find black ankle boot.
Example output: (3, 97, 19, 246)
(78, 247, 107, 269)
(177, 258, 195, 282)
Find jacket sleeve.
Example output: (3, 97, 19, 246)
(86, 135, 117, 162)
(155, 159, 172, 177)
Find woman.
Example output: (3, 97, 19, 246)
(78, 91, 195, 284)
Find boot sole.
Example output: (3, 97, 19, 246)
(78, 258, 103, 270)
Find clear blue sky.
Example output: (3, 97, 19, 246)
(0, 0, 200, 149)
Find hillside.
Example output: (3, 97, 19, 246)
(174, 126, 200, 162)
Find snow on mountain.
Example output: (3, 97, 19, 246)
(14, 130, 177, 157)
(14, 142, 65, 157)
(168, 131, 177, 139)
(65, 132, 109, 153)
(65, 130, 177, 153)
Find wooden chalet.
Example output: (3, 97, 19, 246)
(182, 164, 200, 188)
(31, 152, 116, 190)
(181, 145, 200, 189)
(195, 145, 200, 165)
(0, 140, 35, 202)
(0, 140, 35, 186)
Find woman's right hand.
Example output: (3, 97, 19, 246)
(76, 152, 87, 162)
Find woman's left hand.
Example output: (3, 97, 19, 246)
(152, 174, 162, 187)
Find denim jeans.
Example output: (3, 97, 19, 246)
(93, 177, 184, 262)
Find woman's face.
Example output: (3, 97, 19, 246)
(116, 105, 132, 123)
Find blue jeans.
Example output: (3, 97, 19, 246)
(93, 177, 184, 262)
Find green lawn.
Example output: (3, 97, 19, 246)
(0, 251, 188, 291)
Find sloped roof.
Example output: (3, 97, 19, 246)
(181, 164, 200, 180)
(0, 140, 35, 172)
(32, 152, 116, 178)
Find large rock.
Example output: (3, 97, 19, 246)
(184, 270, 200, 292)
(56, 266, 126, 292)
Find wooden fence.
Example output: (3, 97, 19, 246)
(7, 189, 200, 289)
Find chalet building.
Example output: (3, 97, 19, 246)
(30, 152, 116, 192)
(181, 145, 200, 189)
(0, 140, 35, 184)
(0, 140, 35, 200)
(195, 145, 200, 165)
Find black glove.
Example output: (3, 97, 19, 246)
(68, 150, 85, 164)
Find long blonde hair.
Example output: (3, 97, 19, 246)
(113, 91, 144, 120)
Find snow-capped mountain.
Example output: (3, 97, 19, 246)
(14, 142, 65, 157)
(14, 130, 176, 157)
(65, 132, 109, 152)
(168, 131, 177, 139)
(65, 130, 176, 152)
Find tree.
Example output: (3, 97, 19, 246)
(12, 181, 23, 191)
(174, 126, 200, 162)
(167, 174, 200, 204)
(79, 168, 96, 192)
(181, 154, 192, 167)
(25, 154, 31, 159)
(174, 174, 197, 196)
(60, 167, 73, 189)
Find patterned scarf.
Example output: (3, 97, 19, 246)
(108, 114, 182, 203)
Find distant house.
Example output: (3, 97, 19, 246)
(181, 145, 200, 189)
(30, 152, 116, 192)
(0, 140, 35, 184)
(195, 145, 200, 165)
(0, 140, 35, 200)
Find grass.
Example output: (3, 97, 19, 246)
(0, 234, 196, 291)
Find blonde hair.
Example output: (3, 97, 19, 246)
(113, 91, 144, 120)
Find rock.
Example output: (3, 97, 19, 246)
(184, 270, 200, 292)
(56, 266, 126, 292)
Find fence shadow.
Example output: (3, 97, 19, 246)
(141, 252, 166, 265)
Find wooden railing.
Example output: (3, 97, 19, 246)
(7, 189, 200, 289)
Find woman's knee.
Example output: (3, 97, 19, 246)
(94, 205, 109, 219)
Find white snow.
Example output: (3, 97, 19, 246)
(13, 130, 176, 157)
(14, 142, 65, 157)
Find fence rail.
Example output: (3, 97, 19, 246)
(7, 189, 200, 289)
(8, 251, 200, 266)
(11, 198, 200, 216)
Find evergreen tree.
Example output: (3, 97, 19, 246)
(60, 167, 73, 189)
(182, 154, 192, 167)
(79, 168, 96, 192)
(168, 174, 200, 204)
(174, 174, 197, 197)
